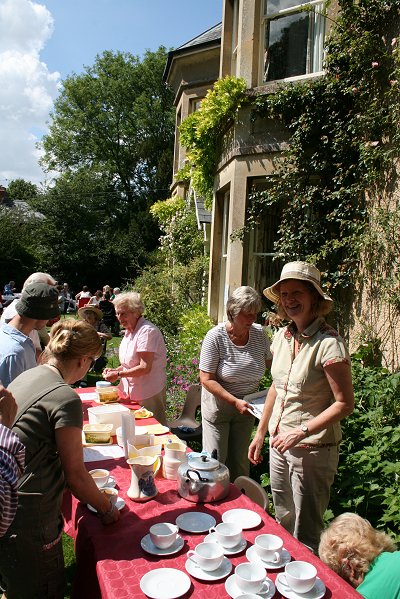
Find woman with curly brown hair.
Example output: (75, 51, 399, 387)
(319, 512, 400, 598)
(0, 319, 119, 599)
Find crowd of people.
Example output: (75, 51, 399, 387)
(0, 262, 398, 598)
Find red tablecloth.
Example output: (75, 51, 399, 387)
(64, 389, 362, 599)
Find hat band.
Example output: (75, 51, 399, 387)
(282, 270, 321, 286)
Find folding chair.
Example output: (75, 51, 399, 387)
(234, 475, 269, 511)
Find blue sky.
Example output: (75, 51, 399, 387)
(41, 0, 222, 78)
(0, 0, 222, 185)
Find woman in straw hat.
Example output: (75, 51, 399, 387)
(249, 261, 354, 553)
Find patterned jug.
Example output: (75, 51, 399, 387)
(126, 456, 159, 502)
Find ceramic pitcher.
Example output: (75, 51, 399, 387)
(127, 456, 159, 502)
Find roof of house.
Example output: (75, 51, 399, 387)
(194, 194, 212, 227)
(163, 23, 222, 82)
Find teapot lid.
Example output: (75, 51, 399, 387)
(188, 454, 220, 471)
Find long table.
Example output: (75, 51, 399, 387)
(63, 388, 362, 599)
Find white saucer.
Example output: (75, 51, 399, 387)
(225, 574, 275, 599)
(140, 568, 191, 599)
(99, 476, 116, 489)
(276, 573, 326, 599)
(87, 496, 125, 513)
(175, 512, 216, 533)
(185, 555, 232, 581)
(141, 534, 184, 556)
(204, 533, 247, 555)
(222, 508, 262, 529)
(246, 545, 291, 569)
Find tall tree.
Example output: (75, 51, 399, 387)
(41, 48, 175, 213)
(7, 179, 39, 204)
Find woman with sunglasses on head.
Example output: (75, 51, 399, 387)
(0, 319, 119, 599)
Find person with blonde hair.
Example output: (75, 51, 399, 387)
(0, 319, 119, 599)
(249, 261, 354, 553)
(319, 512, 400, 598)
(103, 292, 167, 424)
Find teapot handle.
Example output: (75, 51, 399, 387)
(185, 468, 208, 483)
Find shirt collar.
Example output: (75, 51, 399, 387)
(284, 317, 325, 341)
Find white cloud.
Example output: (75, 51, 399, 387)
(0, 0, 60, 185)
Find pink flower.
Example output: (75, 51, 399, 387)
(371, 62, 379, 68)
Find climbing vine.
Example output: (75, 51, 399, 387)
(179, 0, 400, 359)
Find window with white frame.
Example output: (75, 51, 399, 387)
(231, 0, 240, 76)
(262, 0, 325, 83)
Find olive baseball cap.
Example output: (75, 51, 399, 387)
(16, 282, 60, 320)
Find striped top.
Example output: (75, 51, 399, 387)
(0, 424, 25, 536)
(199, 323, 272, 398)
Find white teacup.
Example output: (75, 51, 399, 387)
(149, 522, 179, 549)
(187, 542, 224, 572)
(101, 486, 118, 506)
(89, 468, 109, 488)
(235, 562, 267, 594)
(284, 561, 317, 594)
(254, 533, 283, 563)
(209, 522, 242, 548)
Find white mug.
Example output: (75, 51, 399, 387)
(208, 522, 242, 548)
(149, 522, 178, 549)
(235, 562, 267, 594)
(284, 561, 317, 594)
(187, 542, 224, 571)
(254, 533, 283, 563)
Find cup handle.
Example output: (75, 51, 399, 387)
(272, 551, 281, 563)
(209, 527, 216, 534)
(187, 550, 197, 564)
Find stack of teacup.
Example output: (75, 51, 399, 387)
(162, 441, 187, 480)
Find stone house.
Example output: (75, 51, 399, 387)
(163, 0, 399, 368)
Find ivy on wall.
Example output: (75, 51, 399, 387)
(179, 0, 400, 349)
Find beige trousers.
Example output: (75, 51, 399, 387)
(270, 444, 339, 553)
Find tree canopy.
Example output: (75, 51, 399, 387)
(41, 47, 175, 211)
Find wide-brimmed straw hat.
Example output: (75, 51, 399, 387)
(78, 305, 103, 320)
(263, 261, 333, 303)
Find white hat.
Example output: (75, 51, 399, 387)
(263, 261, 332, 303)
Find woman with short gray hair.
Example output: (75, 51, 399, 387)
(199, 286, 272, 481)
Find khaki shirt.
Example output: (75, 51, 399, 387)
(269, 317, 350, 446)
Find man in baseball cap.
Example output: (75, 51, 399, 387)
(0, 283, 60, 386)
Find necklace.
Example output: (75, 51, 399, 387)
(46, 363, 65, 380)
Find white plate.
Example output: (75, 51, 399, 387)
(204, 533, 247, 555)
(140, 568, 191, 599)
(185, 555, 232, 581)
(222, 508, 262, 529)
(175, 512, 216, 533)
(146, 424, 170, 435)
(225, 574, 275, 599)
(135, 425, 148, 435)
(87, 496, 125, 513)
(246, 545, 291, 569)
(276, 573, 326, 599)
(141, 534, 184, 556)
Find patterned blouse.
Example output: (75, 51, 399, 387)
(0, 424, 25, 536)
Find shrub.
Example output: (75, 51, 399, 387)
(165, 304, 213, 419)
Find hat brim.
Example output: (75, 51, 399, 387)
(15, 300, 60, 320)
(78, 305, 103, 320)
(263, 275, 332, 304)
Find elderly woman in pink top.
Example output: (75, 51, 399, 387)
(103, 292, 167, 424)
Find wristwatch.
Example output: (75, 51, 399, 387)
(300, 424, 309, 435)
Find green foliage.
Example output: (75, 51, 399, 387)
(150, 196, 185, 225)
(41, 48, 175, 209)
(7, 179, 38, 203)
(331, 359, 400, 540)
(179, 76, 247, 207)
(165, 305, 213, 419)
(245, 0, 400, 305)
(0, 206, 39, 287)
